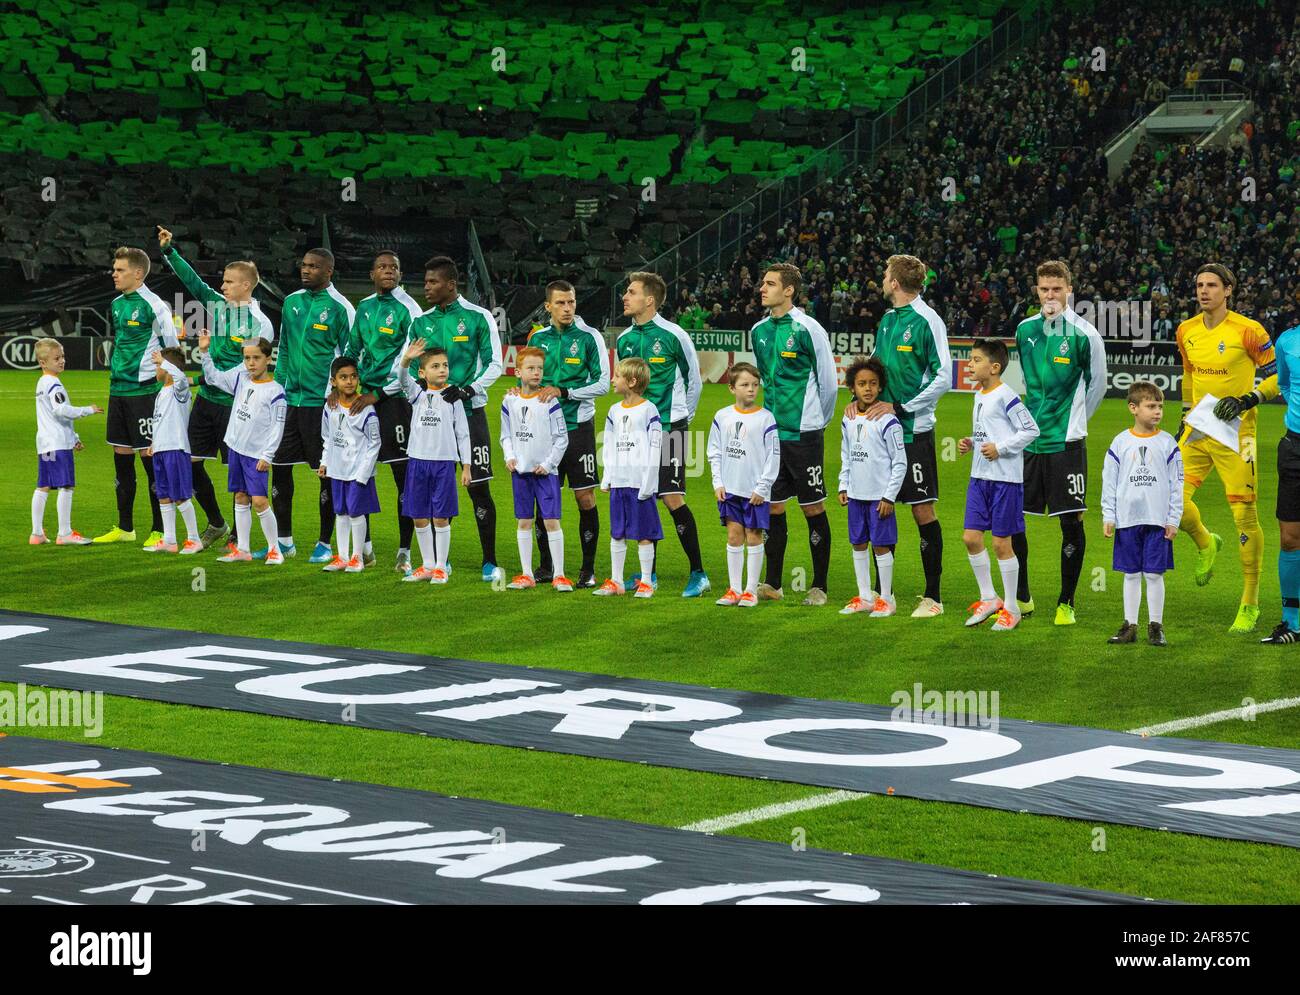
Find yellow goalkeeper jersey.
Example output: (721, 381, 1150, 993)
(1176, 309, 1278, 436)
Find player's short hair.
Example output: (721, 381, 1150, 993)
(765, 263, 802, 298)
(886, 254, 926, 293)
(546, 279, 575, 300)
(627, 271, 667, 309)
(304, 247, 334, 268)
(424, 255, 459, 283)
(728, 361, 761, 386)
(114, 245, 150, 278)
(330, 355, 358, 379)
(1036, 259, 1072, 285)
(244, 337, 274, 357)
(35, 337, 63, 362)
(372, 250, 400, 268)
(844, 354, 888, 394)
(516, 346, 545, 366)
(1127, 380, 1164, 405)
(972, 337, 1009, 374)
(616, 356, 650, 393)
(159, 347, 185, 369)
(1195, 262, 1235, 290)
(418, 346, 449, 369)
(224, 260, 259, 285)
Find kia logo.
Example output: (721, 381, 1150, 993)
(1, 336, 39, 370)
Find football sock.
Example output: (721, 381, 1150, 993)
(141, 454, 162, 533)
(56, 489, 72, 536)
(416, 524, 435, 569)
(352, 517, 368, 562)
(161, 502, 177, 545)
(919, 519, 943, 602)
(1123, 572, 1142, 624)
(469, 482, 497, 566)
(435, 524, 451, 571)
(764, 510, 787, 587)
(1059, 516, 1086, 606)
(745, 542, 763, 595)
(257, 506, 279, 551)
(1011, 531, 1031, 601)
(31, 489, 47, 535)
(390, 461, 413, 552)
(535, 510, 552, 573)
(610, 538, 627, 587)
(547, 529, 565, 580)
(192, 461, 223, 528)
(362, 514, 372, 556)
(1280, 549, 1300, 630)
(114, 451, 137, 530)
(579, 505, 600, 574)
(807, 511, 832, 591)
(875, 550, 895, 600)
(337, 514, 352, 562)
(272, 466, 294, 537)
(318, 476, 335, 546)
(998, 555, 1020, 618)
(968, 549, 996, 601)
(1231, 501, 1262, 605)
(235, 502, 252, 553)
(1179, 491, 1212, 550)
(177, 499, 199, 542)
(726, 544, 744, 593)
(517, 528, 533, 578)
(1144, 572, 1165, 624)
(852, 548, 873, 600)
(637, 541, 655, 583)
(670, 504, 704, 573)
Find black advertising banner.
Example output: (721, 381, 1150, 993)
(0, 736, 1147, 905)
(2, 611, 1299, 849)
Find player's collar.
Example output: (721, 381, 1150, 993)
(620, 397, 646, 408)
(1128, 428, 1159, 438)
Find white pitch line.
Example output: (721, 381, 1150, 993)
(680, 789, 867, 833)
(1127, 696, 1300, 737)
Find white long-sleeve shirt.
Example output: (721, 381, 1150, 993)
(1101, 428, 1184, 529)
(396, 362, 471, 463)
(707, 405, 780, 499)
(320, 403, 380, 485)
(500, 392, 568, 474)
(838, 411, 908, 502)
(200, 352, 287, 463)
(35, 374, 96, 453)
(970, 382, 1039, 483)
(149, 360, 192, 454)
(600, 398, 661, 500)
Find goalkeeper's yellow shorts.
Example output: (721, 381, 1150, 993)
(1181, 431, 1258, 503)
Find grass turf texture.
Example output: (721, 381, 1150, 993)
(4, 371, 1299, 903)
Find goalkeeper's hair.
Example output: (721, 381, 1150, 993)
(225, 260, 259, 286)
(616, 356, 651, 394)
(1127, 380, 1164, 405)
(114, 245, 150, 278)
(424, 255, 459, 283)
(1035, 259, 1072, 285)
(972, 337, 1009, 375)
(1195, 262, 1235, 290)
(844, 354, 888, 394)
(886, 254, 926, 293)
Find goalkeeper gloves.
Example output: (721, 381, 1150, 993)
(1213, 390, 1263, 421)
(1177, 406, 1190, 442)
(440, 385, 475, 404)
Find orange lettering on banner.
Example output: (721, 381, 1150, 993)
(0, 767, 128, 794)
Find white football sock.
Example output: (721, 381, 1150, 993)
(547, 529, 564, 580)
(727, 544, 744, 593)
(610, 538, 627, 587)
(637, 542, 655, 583)
(337, 514, 352, 562)
(998, 556, 1020, 617)
(177, 499, 199, 542)
(852, 548, 873, 600)
(31, 489, 48, 536)
(257, 506, 279, 550)
(351, 517, 367, 562)
(968, 549, 996, 602)
(875, 550, 894, 600)
(416, 525, 435, 568)
(745, 542, 764, 595)
(1144, 572, 1164, 624)
(56, 488, 72, 536)
(517, 529, 533, 578)
(235, 503, 252, 553)
(435, 524, 451, 571)
(1123, 572, 1142, 624)
(161, 502, 177, 545)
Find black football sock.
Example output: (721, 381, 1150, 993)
(318, 475, 335, 546)
(535, 509, 553, 573)
(191, 461, 223, 527)
(140, 453, 162, 533)
(1011, 531, 1031, 602)
(391, 461, 413, 550)
(765, 511, 788, 588)
(919, 519, 944, 602)
(1059, 516, 1086, 607)
(670, 504, 704, 573)
(113, 452, 137, 531)
(807, 510, 832, 592)
(272, 465, 294, 537)
(469, 481, 497, 565)
(579, 505, 599, 574)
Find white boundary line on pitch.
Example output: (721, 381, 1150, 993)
(681, 696, 1300, 833)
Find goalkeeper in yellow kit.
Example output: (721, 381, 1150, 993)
(1175, 263, 1278, 633)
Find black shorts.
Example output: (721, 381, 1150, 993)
(106, 393, 156, 450)
(559, 419, 598, 490)
(895, 428, 939, 505)
(466, 404, 493, 484)
(375, 393, 414, 463)
(1277, 432, 1300, 522)
(189, 395, 231, 462)
(273, 404, 325, 468)
(1024, 440, 1088, 516)
(770, 430, 827, 505)
(658, 419, 689, 496)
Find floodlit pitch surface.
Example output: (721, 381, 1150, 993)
(3, 372, 1299, 903)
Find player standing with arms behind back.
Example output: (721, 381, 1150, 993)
(1176, 263, 1278, 633)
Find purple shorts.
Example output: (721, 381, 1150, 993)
(964, 477, 1024, 537)
(227, 450, 270, 497)
(512, 471, 562, 520)
(609, 486, 663, 541)
(152, 448, 194, 501)
(1113, 524, 1174, 574)
(847, 497, 898, 547)
(36, 449, 75, 489)
(717, 493, 771, 531)
(403, 458, 459, 519)
(331, 477, 381, 517)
